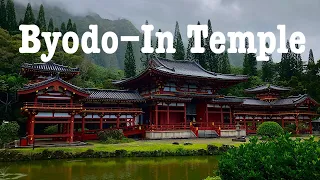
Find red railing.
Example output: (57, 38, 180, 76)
(148, 123, 189, 131)
(83, 107, 142, 112)
(23, 102, 83, 109)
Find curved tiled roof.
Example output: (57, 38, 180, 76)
(19, 76, 89, 95)
(245, 84, 290, 94)
(83, 89, 145, 102)
(152, 58, 248, 80)
(114, 58, 248, 85)
(21, 62, 80, 73)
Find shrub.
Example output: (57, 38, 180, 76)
(44, 125, 58, 135)
(218, 135, 320, 179)
(97, 129, 125, 141)
(0, 121, 20, 147)
(257, 121, 283, 137)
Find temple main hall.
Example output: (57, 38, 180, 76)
(18, 58, 319, 144)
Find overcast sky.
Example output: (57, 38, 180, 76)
(16, 0, 320, 62)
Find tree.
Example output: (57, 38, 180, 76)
(262, 42, 275, 82)
(186, 33, 194, 60)
(219, 51, 231, 74)
(140, 20, 152, 68)
(6, 0, 17, 31)
(206, 19, 218, 72)
(72, 23, 77, 34)
(60, 22, 66, 35)
(242, 37, 257, 76)
(124, 41, 136, 78)
(23, 3, 35, 25)
(67, 19, 73, 32)
(0, 0, 7, 29)
(47, 18, 54, 33)
(36, 4, 46, 31)
(155, 29, 166, 58)
(54, 27, 59, 32)
(279, 40, 295, 81)
(172, 21, 185, 60)
(194, 21, 207, 69)
(308, 49, 315, 66)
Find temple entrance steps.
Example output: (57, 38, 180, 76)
(145, 130, 197, 139)
(197, 130, 219, 138)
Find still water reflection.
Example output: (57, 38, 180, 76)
(0, 156, 219, 180)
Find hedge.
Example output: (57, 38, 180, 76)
(0, 144, 234, 162)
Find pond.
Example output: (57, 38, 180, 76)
(0, 156, 219, 180)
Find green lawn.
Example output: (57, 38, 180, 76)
(14, 138, 245, 154)
(12, 135, 319, 155)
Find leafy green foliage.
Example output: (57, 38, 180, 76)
(0, 0, 6, 29)
(23, 3, 35, 25)
(36, 4, 46, 32)
(124, 41, 136, 78)
(218, 135, 320, 180)
(97, 129, 125, 141)
(43, 125, 58, 135)
(257, 122, 284, 137)
(97, 129, 133, 144)
(0, 121, 19, 146)
(173, 21, 185, 60)
(6, 0, 17, 32)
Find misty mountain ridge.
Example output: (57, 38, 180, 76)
(15, 3, 248, 70)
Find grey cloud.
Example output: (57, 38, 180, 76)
(16, 0, 320, 61)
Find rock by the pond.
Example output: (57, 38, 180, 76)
(184, 142, 193, 145)
(172, 142, 179, 145)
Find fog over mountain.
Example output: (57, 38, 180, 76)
(16, 0, 320, 62)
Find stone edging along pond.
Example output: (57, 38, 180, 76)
(0, 144, 233, 162)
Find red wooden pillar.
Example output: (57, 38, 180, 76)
(244, 115, 247, 132)
(155, 104, 158, 127)
(116, 114, 120, 128)
(206, 104, 209, 127)
(220, 106, 224, 126)
(99, 113, 104, 130)
(309, 118, 313, 134)
(149, 106, 153, 126)
(132, 114, 136, 126)
(229, 107, 232, 124)
(295, 114, 299, 135)
(184, 103, 187, 129)
(28, 112, 36, 145)
(69, 112, 75, 143)
(167, 104, 170, 124)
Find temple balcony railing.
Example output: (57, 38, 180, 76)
(22, 102, 83, 111)
(82, 107, 143, 114)
(233, 110, 318, 116)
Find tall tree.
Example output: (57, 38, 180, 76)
(6, 0, 17, 31)
(206, 19, 218, 72)
(60, 22, 66, 35)
(23, 3, 35, 24)
(172, 21, 185, 60)
(261, 42, 275, 82)
(279, 40, 296, 81)
(140, 20, 152, 68)
(194, 21, 207, 69)
(47, 18, 54, 33)
(242, 37, 257, 76)
(0, 0, 7, 29)
(72, 23, 77, 34)
(219, 51, 231, 74)
(186, 34, 194, 60)
(66, 19, 73, 32)
(36, 4, 46, 31)
(293, 43, 303, 76)
(124, 41, 136, 78)
(308, 49, 315, 66)
(155, 29, 166, 58)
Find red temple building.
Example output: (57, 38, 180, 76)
(17, 58, 319, 145)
